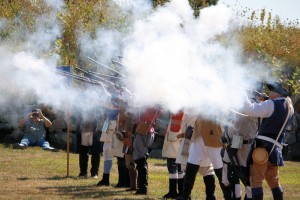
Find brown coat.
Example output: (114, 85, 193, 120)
(192, 116, 223, 148)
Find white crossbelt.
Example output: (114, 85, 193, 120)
(256, 135, 283, 150)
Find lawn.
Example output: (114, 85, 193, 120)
(0, 143, 300, 200)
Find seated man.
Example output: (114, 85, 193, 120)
(13, 109, 57, 151)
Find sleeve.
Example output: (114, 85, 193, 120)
(242, 97, 274, 118)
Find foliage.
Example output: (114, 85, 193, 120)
(0, 0, 49, 44)
(233, 9, 300, 98)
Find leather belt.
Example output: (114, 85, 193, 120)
(177, 133, 185, 139)
(243, 139, 255, 144)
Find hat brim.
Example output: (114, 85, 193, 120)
(266, 82, 290, 97)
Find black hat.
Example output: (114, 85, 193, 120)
(266, 81, 291, 97)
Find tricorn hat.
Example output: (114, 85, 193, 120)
(266, 81, 291, 97)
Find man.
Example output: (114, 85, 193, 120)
(222, 112, 257, 200)
(242, 81, 294, 200)
(97, 105, 119, 187)
(123, 112, 138, 191)
(178, 114, 226, 200)
(77, 112, 101, 178)
(13, 108, 56, 151)
(133, 107, 160, 195)
(176, 114, 218, 200)
(162, 111, 185, 199)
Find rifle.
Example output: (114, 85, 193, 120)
(222, 131, 252, 196)
(86, 57, 127, 78)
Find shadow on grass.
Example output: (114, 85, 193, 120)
(17, 176, 79, 181)
(17, 177, 30, 181)
(37, 185, 155, 199)
(47, 175, 78, 180)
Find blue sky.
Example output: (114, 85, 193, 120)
(219, 0, 299, 22)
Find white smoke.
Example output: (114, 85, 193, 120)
(77, 0, 153, 67)
(122, 0, 260, 118)
(0, 0, 268, 126)
(0, 18, 8, 30)
(78, 28, 124, 65)
(0, 0, 109, 124)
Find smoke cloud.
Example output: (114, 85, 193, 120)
(121, 0, 260, 119)
(0, 0, 109, 125)
(0, 0, 269, 126)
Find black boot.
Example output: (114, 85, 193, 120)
(96, 173, 110, 186)
(203, 175, 216, 200)
(178, 162, 199, 200)
(178, 178, 183, 197)
(272, 187, 283, 200)
(252, 195, 263, 200)
(252, 188, 263, 200)
(163, 179, 178, 199)
(115, 157, 128, 188)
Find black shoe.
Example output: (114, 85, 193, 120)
(135, 190, 147, 195)
(96, 173, 110, 186)
(96, 180, 109, 186)
(114, 182, 127, 188)
(163, 192, 178, 199)
(13, 143, 26, 149)
(77, 173, 87, 178)
(175, 196, 191, 200)
(126, 188, 138, 191)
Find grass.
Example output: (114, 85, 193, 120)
(1, 143, 300, 199)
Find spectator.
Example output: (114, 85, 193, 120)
(77, 112, 101, 179)
(13, 109, 57, 151)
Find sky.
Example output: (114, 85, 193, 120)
(219, 0, 300, 22)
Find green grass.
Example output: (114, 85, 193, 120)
(0, 143, 300, 199)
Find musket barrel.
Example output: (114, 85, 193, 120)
(86, 57, 127, 78)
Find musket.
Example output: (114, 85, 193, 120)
(86, 57, 127, 78)
(56, 69, 99, 84)
(111, 59, 125, 67)
(75, 66, 124, 80)
(73, 67, 132, 97)
(74, 66, 120, 86)
(55, 69, 110, 95)
(224, 141, 252, 194)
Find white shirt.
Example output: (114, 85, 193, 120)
(242, 97, 286, 118)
